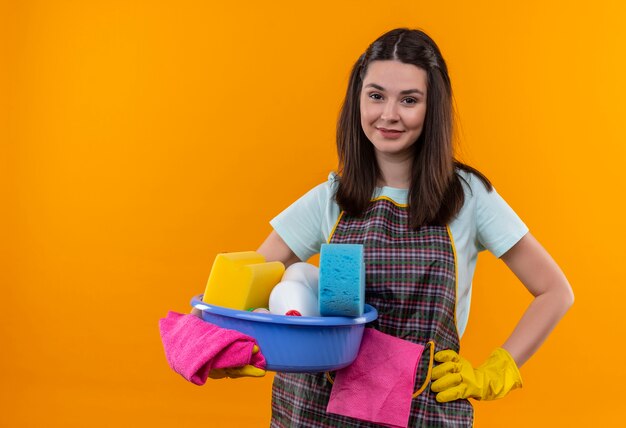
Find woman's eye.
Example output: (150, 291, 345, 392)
(368, 93, 419, 104)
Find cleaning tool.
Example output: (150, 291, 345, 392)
(158, 311, 266, 385)
(191, 295, 378, 372)
(281, 262, 319, 294)
(269, 280, 320, 316)
(430, 347, 523, 402)
(326, 328, 425, 428)
(318, 243, 365, 316)
(202, 251, 284, 310)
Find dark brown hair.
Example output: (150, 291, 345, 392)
(335, 28, 492, 228)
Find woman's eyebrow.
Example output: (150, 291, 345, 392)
(364, 83, 424, 96)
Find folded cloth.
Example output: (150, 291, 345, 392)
(326, 328, 425, 428)
(158, 311, 266, 385)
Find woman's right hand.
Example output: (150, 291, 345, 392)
(257, 230, 301, 267)
(208, 345, 266, 379)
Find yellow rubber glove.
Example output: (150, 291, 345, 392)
(430, 348, 522, 402)
(208, 345, 266, 379)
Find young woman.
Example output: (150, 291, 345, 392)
(253, 27, 573, 426)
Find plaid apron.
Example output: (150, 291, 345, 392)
(270, 197, 474, 427)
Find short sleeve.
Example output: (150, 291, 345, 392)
(269, 177, 335, 262)
(474, 180, 529, 258)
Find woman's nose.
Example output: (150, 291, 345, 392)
(380, 102, 399, 122)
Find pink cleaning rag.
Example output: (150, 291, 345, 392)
(326, 328, 425, 428)
(158, 311, 266, 385)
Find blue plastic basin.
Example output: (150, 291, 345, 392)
(190, 294, 378, 373)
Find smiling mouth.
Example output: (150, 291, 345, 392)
(377, 128, 405, 140)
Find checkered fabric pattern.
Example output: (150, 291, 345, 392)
(271, 198, 474, 427)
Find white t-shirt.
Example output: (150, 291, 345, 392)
(270, 169, 529, 338)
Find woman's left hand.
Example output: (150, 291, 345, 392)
(430, 348, 523, 402)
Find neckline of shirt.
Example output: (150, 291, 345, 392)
(373, 185, 408, 204)
(328, 171, 408, 204)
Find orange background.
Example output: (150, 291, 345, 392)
(2, 1, 625, 426)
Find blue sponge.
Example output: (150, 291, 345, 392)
(318, 243, 365, 317)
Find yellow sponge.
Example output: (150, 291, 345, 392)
(202, 251, 285, 310)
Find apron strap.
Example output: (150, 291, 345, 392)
(413, 340, 435, 398)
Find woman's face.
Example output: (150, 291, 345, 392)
(360, 60, 428, 159)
